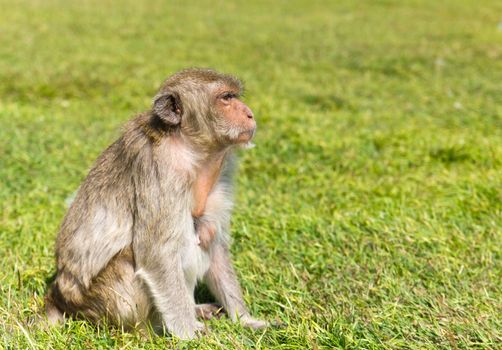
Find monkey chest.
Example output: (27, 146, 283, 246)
(182, 158, 224, 288)
(180, 222, 211, 287)
(191, 157, 223, 219)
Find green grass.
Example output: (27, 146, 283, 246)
(1, 0, 501, 348)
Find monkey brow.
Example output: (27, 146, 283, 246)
(231, 87, 244, 97)
(217, 86, 242, 97)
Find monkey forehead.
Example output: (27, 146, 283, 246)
(212, 83, 242, 95)
(159, 68, 243, 93)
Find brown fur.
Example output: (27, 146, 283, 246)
(45, 68, 266, 339)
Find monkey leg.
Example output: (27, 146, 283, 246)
(48, 246, 151, 330)
(204, 244, 268, 329)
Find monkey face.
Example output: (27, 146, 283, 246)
(212, 87, 256, 146)
(152, 69, 256, 149)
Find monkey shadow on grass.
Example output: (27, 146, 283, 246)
(194, 284, 217, 304)
(44, 272, 57, 291)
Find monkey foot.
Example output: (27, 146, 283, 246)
(195, 303, 223, 320)
(195, 320, 210, 337)
(240, 315, 269, 329)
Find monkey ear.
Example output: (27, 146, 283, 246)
(152, 93, 182, 126)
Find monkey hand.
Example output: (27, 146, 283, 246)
(195, 220, 217, 250)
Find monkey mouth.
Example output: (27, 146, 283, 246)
(237, 129, 255, 143)
(240, 130, 255, 139)
(222, 123, 256, 144)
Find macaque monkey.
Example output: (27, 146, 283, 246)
(45, 68, 268, 339)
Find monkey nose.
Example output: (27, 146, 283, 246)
(244, 105, 254, 119)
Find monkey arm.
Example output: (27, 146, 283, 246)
(204, 244, 267, 329)
(133, 238, 199, 339)
(201, 158, 268, 329)
(130, 151, 202, 339)
(131, 194, 201, 339)
(200, 176, 263, 326)
(204, 243, 249, 319)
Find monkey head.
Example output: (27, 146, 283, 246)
(151, 68, 256, 151)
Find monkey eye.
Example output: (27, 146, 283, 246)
(221, 92, 237, 101)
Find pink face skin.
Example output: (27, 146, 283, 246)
(215, 89, 256, 144)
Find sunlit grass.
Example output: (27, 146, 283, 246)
(0, 0, 501, 348)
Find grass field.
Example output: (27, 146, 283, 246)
(1, 0, 501, 348)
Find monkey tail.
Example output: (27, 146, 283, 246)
(45, 288, 65, 324)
